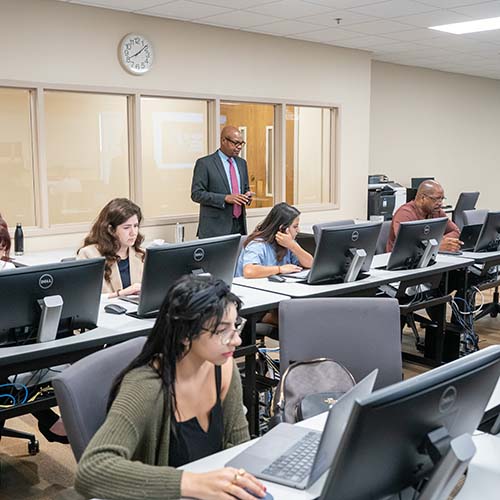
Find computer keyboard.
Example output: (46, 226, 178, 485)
(281, 270, 310, 280)
(262, 431, 320, 482)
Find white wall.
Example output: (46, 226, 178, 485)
(1, 0, 372, 252)
(370, 61, 500, 211)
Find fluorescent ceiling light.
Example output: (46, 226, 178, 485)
(429, 16, 500, 35)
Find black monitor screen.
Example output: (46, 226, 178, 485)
(136, 234, 240, 317)
(0, 258, 104, 345)
(387, 217, 448, 270)
(307, 223, 381, 285)
(321, 345, 500, 500)
(474, 211, 500, 252)
(411, 177, 435, 189)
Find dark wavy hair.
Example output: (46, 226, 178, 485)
(244, 202, 301, 261)
(108, 275, 242, 429)
(80, 198, 145, 283)
(0, 215, 11, 262)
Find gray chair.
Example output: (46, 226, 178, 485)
(463, 209, 488, 226)
(312, 219, 355, 244)
(279, 297, 402, 390)
(52, 336, 146, 460)
(453, 192, 480, 229)
(375, 220, 392, 254)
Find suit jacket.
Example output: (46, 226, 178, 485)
(77, 244, 144, 294)
(191, 151, 250, 239)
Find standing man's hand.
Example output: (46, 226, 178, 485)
(244, 191, 255, 205)
(225, 193, 250, 206)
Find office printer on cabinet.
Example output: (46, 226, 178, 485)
(368, 174, 406, 221)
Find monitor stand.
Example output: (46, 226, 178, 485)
(385, 427, 476, 500)
(344, 248, 367, 283)
(417, 238, 439, 269)
(37, 295, 63, 343)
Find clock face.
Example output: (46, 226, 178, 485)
(119, 33, 153, 75)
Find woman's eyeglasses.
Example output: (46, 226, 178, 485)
(203, 317, 247, 345)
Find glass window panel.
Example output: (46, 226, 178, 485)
(45, 91, 129, 225)
(0, 88, 36, 226)
(286, 105, 335, 206)
(141, 97, 208, 217)
(220, 102, 275, 209)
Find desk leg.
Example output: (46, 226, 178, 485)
(425, 301, 446, 363)
(241, 314, 258, 437)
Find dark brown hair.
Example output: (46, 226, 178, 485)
(245, 202, 300, 262)
(0, 223, 11, 262)
(81, 198, 145, 283)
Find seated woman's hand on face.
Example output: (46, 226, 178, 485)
(274, 228, 295, 249)
(182, 467, 267, 500)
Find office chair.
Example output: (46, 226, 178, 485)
(279, 297, 403, 390)
(452, 192, 480, 230)
(0, 419, 40, 455)
(312, 219, 355, 244)
(52, 336, 146, 460)
(375, 220, 392, 254)
(462, 209, 488, 226)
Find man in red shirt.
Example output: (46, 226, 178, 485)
(387, 180, 462, 253)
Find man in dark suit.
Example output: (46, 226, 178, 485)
(191, 125, 254, 239)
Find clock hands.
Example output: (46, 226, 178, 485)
(130, 44, 148, 59)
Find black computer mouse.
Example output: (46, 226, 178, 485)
(244, 488, 274, 499)
(268, 275, 286, 283)
(104, 303, 128, 315)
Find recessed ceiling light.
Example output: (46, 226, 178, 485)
(429, 16, 500, 35)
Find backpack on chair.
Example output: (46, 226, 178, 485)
(269, 358, 355, 427)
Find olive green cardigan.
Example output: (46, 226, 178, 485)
(75, 363, 250, 500)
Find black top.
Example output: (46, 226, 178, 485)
(117, 257, 131, 288)
(169, 365, 224, 467)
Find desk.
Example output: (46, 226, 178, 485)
(0, 285, 290, 436)
(12, 248, 76, 267)
(181, 379, 500, 500)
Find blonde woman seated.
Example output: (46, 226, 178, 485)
(78, 198, 144, 299)
(235, 202, 313, 279)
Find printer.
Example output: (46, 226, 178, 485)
(367, 174, 407, 221)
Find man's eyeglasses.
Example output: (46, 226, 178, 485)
(224, 137, 246, 148)
(203, 317, 247, 345)
(425, 194, 446, 203)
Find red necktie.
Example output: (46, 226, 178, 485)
(228, 157, 242, 218)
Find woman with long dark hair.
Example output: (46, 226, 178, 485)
(0, 216, 14, 271)
(78, 198, 145, 298)
(75, 275, 266, 500)
(235, 202, 313, 278)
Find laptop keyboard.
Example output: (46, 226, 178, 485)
(281, 270, 310, 280)
(262, 431, 320, 483)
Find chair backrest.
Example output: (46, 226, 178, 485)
(463, 209, 488, 226)
(52, 336, 147, 460)
(312, 220, 355, 244)
(279, 297, 402, 390)
(452, 192, 480, 229)
(375, 220, 392, 254)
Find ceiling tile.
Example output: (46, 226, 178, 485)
(350, 1, 436, 19)
(368, 40, 429, 52)
(301, 10, 376, 27)
(72, 0, 167, 10)
(346, 19, 416, 35)
(304, 0, 389, 7)
(140, 1, 230, 20)
(193, 0, 274, 7)
(335, 34, 401, 49)
(417, 0, 492, 8)
(245, 0, 333, 19)
(382, 28, 445, 41)
(198, 10, 277, 28)
(249, 19, 325, 35)
(465, 29, 500, 42)
(293, 26, 361, 42)
(451, 1, 500, 18)
(393, 9, 472, 27)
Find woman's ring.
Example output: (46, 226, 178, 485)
(233, 468, 246, 484)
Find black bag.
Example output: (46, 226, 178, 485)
(270, 358, 355, 426)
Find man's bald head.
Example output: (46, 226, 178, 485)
(220, 125, 244, 157)
(415, 180, 445, 216)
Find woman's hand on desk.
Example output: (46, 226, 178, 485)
(278, 264, 302, 275)
(109, 282, 142, 299)
(181, 468, 266, 499)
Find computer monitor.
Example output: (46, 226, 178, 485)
(474, 211, 500, 252)
(320, 345, 500, 500)
(386, 217, 448, 271)
(135, 234, 240, 317)
(0, 258, 104, 346)
(306, 222, 381, 285)
(411, 177, 435, 190)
